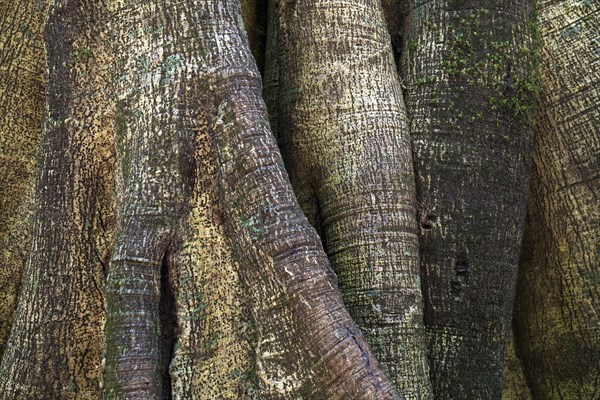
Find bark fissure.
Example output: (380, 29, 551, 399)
(265, 0, 432, 396)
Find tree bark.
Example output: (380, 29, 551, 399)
(513, 1, 600, 398)
(0, 0, 46, 353)
(0, 0, 115, 397)
(265, 0, 432, 397)
(399, 0, 538, 397)
(502, 325, 532, 400)
(102, 0, 401, 398)
(103, 1, 254, 398)
(199, 1, 401, 397)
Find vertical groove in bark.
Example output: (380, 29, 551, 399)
(266, 0, 431, 397)
(0, 0, 115, 397)
(400, 0, 537, 397)
(0, 0, 46, 353)
(241, 0, 268, 74)
(198, 0, 400, 398)
(381, 0, 409, 68)
(502, 323, 532, 400)
(159, 253, 176, 400)
(513, 1, 600, 398)
(103, 0, 197, 397)
(262, 0, 281, 142)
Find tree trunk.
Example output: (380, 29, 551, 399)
(265, 0, 431, 397)
(513, 1, 600, 398)
(0, 0, 115, 397)
(399, 0, 538, 397)
(0, 0, 46, 353)
(193, 0, 400, 397)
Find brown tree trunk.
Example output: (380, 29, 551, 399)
(513, 1, 600, 398)
(0, 0, 400, 398)
(195, 0, 400, 397)
(0, 0, 46, 353)
(0, 0, 115, 397)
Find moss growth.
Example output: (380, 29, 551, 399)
(438, 10, 540, 124)
(407, 40, 419, 53)
(18, 22, 34, 38)
(71, 46, 92, 65)
(415, 75, 437, 86)
(162, 53, 183, 82)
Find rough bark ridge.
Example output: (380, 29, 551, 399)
(265, 0, 431, 397)
(101, 0, 400, 398)
(0, 0, 115, 397)
(513, 0, 599, 398)
(0, 0, 46, 352)
(201, 0, 400, 398)
(103, 0, 196, 396)
(399, 0, 537, 397)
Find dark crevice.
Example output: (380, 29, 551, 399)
(422, 212, 437, 230)
(452, 254, 469, 293)
(314, 194, 328, 255)
(455, 257, 469, 275)
(159, 251, 176, 400)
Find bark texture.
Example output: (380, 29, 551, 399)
(103, 0, 193, 396)
(0, 0, 115, 397)
(104, 1, 254, 398)
(103, 0, 401, 398)
(265, 0, 431, 397)
(200, 1, 401, 398)
(0, 0, 46, 353)
(513, 1, 600, 398)
(502, 325, 532, 400)
(400, 0, 538, 397)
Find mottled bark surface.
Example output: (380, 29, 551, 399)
(0, 0, 115, 397)
(513, 1, 600, 398)
(1, 0, 597, 398)
(103, 0, 189, 395)
(0, 0, 46, 353)
(102, 0, 400, 398)
(103, 1, 254, 398)
(265, 0, 431, 397)
(400, 0, 537, 397)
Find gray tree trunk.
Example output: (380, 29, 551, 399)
(264, 0, 431, 397)
(399, 0, 538, 397)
